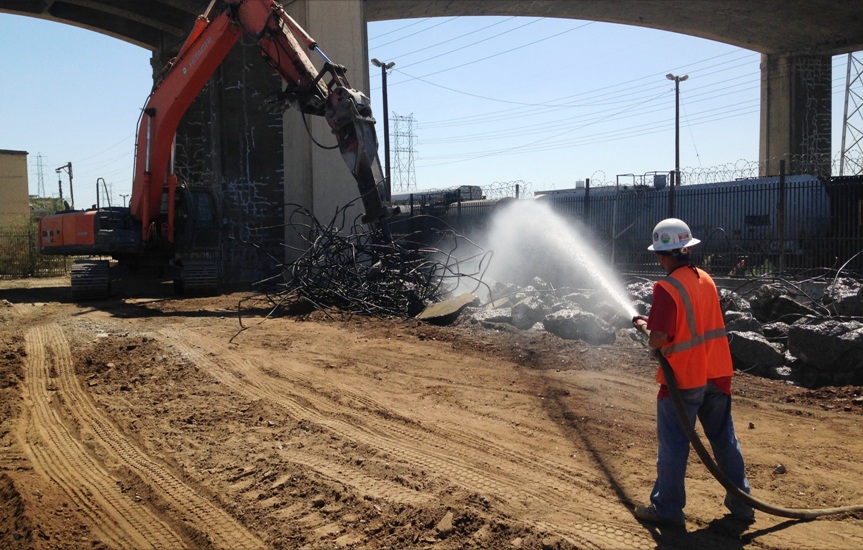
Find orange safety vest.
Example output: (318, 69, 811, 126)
(653, 266, 734, 389)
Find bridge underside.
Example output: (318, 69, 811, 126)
(3, 0, 860, 280)
(5, 1, 862, 56)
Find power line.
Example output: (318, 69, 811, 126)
(369, 17, 459, 48)
(382, 17, 513, 61)
(380, 19, 595, 90)
(405, 52, 759, 127)
(368, 19, 851, 183)
(393, 17, 534, 70)
(418, 100, 760, 164)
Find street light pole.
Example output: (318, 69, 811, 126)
(666, 73, 688, 184)
(120, 194, 129, 208)
(666, 73, 687, 218)
(371, 58, 395, 201)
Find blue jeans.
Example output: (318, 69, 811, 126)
(650, 382, 753, 521)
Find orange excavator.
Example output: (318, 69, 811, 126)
(39, 0, 393, 298)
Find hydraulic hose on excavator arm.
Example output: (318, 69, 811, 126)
(652, 347, 863, 520)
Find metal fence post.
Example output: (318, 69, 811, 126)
(778, 160, 786, 272)
(28, 223, 34, 277)
(669, 170, 676, 218)
(584, 178, 591, 226)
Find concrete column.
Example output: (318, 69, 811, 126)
(157, 0, 374, 282)
(167, 41, 287, 284)
(282, 0, 372, 257)
(759, 53, 832, 180)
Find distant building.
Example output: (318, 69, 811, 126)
(0, 150, 29, 226)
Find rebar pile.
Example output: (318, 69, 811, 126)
(241, 203, 490, 322)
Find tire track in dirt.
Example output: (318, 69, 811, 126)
(21, 324, 185, 549)
(162, 327, 658, 549)
(23, 323, 267, 550)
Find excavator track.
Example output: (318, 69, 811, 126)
(70, 259, 110, 300)
(176, 260, 218, 295)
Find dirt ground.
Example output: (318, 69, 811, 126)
(1, 277, 863, 549)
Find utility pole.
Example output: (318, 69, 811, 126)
(55, 162, 74, 209)
(371, 58, 395, 201)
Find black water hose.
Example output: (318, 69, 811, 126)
(648, 336, 863, 520)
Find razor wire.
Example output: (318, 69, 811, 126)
(586, 153, 863, 189)
(486, 180, 532, 199)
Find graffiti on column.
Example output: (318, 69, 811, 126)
(795, 55, 832, 177)
(173, 39, 286, 283)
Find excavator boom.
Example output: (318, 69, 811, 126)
(130, 0, 390, 239)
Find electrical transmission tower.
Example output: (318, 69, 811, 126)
(36, 153, 46, 197)
(841, 51, 863, 176)
(391, 113, 417, 192)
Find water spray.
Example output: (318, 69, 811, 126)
(485, 200, 637, 316)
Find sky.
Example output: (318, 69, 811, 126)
(0, 9, 855, 209)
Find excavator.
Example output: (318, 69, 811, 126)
(38, 0, 393, 299)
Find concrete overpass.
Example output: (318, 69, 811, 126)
(5, 1, 861, 56)
(3, 0, 861, 281)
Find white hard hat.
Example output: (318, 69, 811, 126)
(648, 218, 701, 251)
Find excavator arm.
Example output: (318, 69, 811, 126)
(130, 0, 391, 242)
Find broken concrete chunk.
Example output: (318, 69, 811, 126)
(728, 331, 784, 372)
(470, 307, 513, 325)
(511, 296, 548, 330)
(543, 309, 616, 345)
(435, 510, 454, 537)
(825, 277, 863, 316)
(720, 288, 751, 314)
(416, 293, 479, 325)
(750, 284, 820, 323)
(788, 320, 861, 369)
(725, 311, 762, 334)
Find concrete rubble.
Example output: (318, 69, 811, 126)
(421, 275, 863, 389)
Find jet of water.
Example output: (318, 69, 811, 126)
(484, 199, 639, 318)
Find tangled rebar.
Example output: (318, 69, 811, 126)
(234, 202, 492, 333)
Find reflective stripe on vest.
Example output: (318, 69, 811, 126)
(660, 275, 728, 356)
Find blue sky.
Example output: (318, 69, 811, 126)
(0, 11, 853, 208)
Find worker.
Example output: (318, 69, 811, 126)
(631, 217, 754, 528)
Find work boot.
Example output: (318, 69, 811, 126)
(633, 504, 685, 528)
(728, 511, 755, 525)
(711, 513, 755, 536)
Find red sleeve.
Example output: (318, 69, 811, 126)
(647, 284, 676, 341)
(709, 376, 732, 395)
